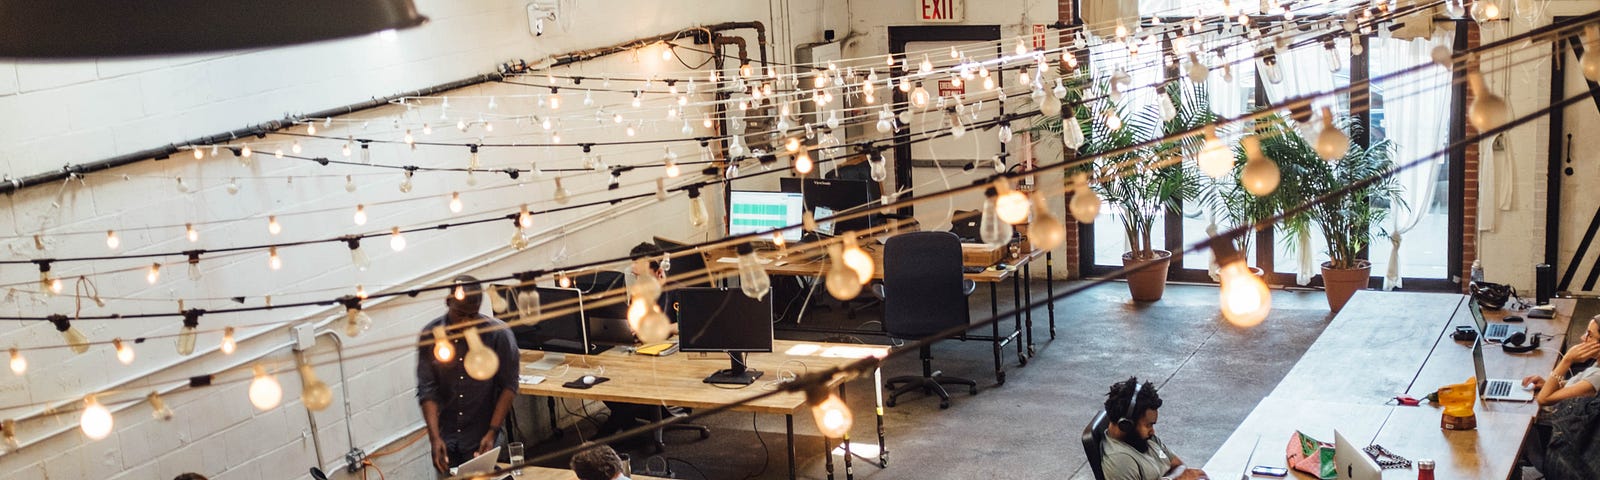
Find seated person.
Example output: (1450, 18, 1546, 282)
(597, 242, 689, 440)
(1523, 316, 1600, 406)
(1101, 377, 1206, 480)
(570, 444, 629, 480)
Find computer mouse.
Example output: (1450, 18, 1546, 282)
(1523, 382, 1538, 391)
(581, 375, 597, 385)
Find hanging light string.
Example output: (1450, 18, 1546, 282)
(0, 19, 1586, 444)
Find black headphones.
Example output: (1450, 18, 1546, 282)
(1502, 332, 1541, 354)
(1117, 382, 1143, 431)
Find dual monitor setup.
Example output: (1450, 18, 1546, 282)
(493, 282, 775, 385)
(728, 177, 883, 244)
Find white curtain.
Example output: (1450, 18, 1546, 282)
(1373, 32, 1452, 290)
(1261, 38, 1349, 285)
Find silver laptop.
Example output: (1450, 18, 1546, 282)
(1471, 299, 1524, 343)
(1333, 430, 1381, 480)
(1474, 339, 1535, 401)
(450, 446, 511, 479)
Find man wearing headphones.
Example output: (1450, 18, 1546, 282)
(595, 242, 681, 440)
(1102, 377, 1207, 480)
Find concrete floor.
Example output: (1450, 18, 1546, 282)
(524, 280, 1338, 479)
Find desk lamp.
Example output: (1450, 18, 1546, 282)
(1431, 377, 1477, 430)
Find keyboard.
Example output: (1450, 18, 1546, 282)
(1486, 323, 1508, 338)
(1486, 379, 1513, 397)
(962, 266, 987, 274)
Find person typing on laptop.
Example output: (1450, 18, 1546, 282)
(1522, 316, 1600, 406)
(416, 276, 521, 473)
(1101, 377, 1208, 480)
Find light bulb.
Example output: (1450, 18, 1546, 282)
(826, 110, 841, 129)
(1218, 261, 1270, 327)
(998, 124, 1013, 143)
(344, 304, 372, 338)
(291, 140, 302, 154)
(1068, 178, 1100, 224)
(1584, 26, 1600, 82)
(176, 313, 198, 355)
(148, 391, 173, 421)
(1, 418, 14, 449)
(341, 143, 352, 157)
(186, 223, 198, 242)
(1197, 126, 1233, 179)
(269, 246, 282, 270)
(1187, 52, 1209, 82)
(736, 243, 771, 300)
(188, 254, 202, 281)
(220, 327, 236, 354)
(249, 365, 283, 411)
(664, 154, 681, 178)
(353, 204, 367, 226)
(404, 129, 414, 145)
(1104, 109, 1122, 131)
(1315, 107, 1350, 161)
(553, 178, 571, 205)
(449, 192, 463, 213)
(1467, 71, 1508, 132)
(875, 112, 894, 133)
(114, 338, 134, 364)
(809, 387, 853, 439)
(1158, 92, 1177, 122)
(689, 189, 709, 228)
(105, 230, 120, 250)
(869, 153, 888, 182)
(146, 262, 161, 284)
(307, 123, 317, 135)
(268, 216, 281, 235)
(81, 395, 113, 440)
(840, 237, 874, 285)
(345, 175, 357, 193)
(432, 326, 454, 362)
(548, 92, 561, 109)
(193, 147, 204, 159)
(51, 317, 89, 354)
(994, 183, 1032, 225)
(1062, 115, 1086, 150)
(825, 244, 863, 300)
(9, 348, 24, 375)
(919, 54, 933, 74)
(1240, 136, 1280, 196)
(1039, 88, 1061, 117)
(454, 285, 466, 301)
(462, 327, 499, 381)
(390, 227, 407, 251)
(1029, 192, 1067, 250)
(979, 188, 1011, 249)
(794, 152, 814, 175)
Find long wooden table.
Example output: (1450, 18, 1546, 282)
(517, 340, 891, 480)
(708, 243, 1056, 385)
(1204, 292, 1575, 480)
(514, 465, 669, 479)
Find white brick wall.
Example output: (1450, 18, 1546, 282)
(0, 1, 851, 478)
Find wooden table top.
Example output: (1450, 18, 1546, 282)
(1269, 291, 1468, 404)
(513, 465, 669, 479)
(517, 340, 889, 415)
(1406, 298, 1573, 416)
(1202, 397, 1394, 479)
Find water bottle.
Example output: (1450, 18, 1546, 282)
(1470, 260, 1484, 284)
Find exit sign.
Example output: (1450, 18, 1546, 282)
(919, 0, 964, 23)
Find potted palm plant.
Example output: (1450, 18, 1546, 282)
(1264, 116, 1401, 312)
(1059, 82, 1208, 301)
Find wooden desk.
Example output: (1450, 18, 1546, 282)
(514, 465, 669, 480)
(1269, 291, 1467, 404)
(714, 243, 1051, 385)
(517, 340, 890, 480)
(1407, 299, 1573, 416)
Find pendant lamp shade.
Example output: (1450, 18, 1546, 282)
(0, 0, 428, 58)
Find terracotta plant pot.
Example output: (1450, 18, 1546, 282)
(1122, 250, 1172, 302)
(1320, 260, 1372, 312)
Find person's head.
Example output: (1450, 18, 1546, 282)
(174, 474, 208, 480)
(569, 445, 626, 480)
(1104, 377, 1163, 452)
(629, 242, 665, 279)
(445, 275, 484, 323)
(1583, 316, 1599, 345)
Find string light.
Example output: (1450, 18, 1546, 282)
(978, 187, 1011, 249)
(1584, 25, 1600, 82)
(353, 204, 368, 226)
(432, 326, 454, 362)
(1028, 192, 1068, 250)
(114, 338, 134, 364)
(177, 310, 199, 355)
(268, 246, 282, 270)
(105, 230, 120, 250)
(808, 384, 852, 439)
(299, 353, 333, 411)
(291, 140, 302, 154)
(1240, 136, 1280, 196)
(148, 391, 173, 422)
(840, 236, 874, 284)
(345, 174, 358, 193)
(463, 327, 500, 380)
(268, 216, 282, 235)
(188, 253, 203, 281)
(185, 223, 199, 242)
(794, 151, 814, 175)
(554, 177, 571, 204)
(1, 419, 15, 449)
(735, 243, 771, 300)
(663, 149, 680, 177)
(1213, 239, 1270, 327)
(825, 242, 863, 300)
(1467, 69, 1508, 132)
(8, 348, 24, 375)
(220, 327, 236, 354)
(348, 238, 370, 270)
(688, 187, 708, 228)
(50, 316, 89, 354)
(449, 192, 464, 213)
(146, 262, 161, 284)
(1315, 106, 1350, 161)
(80, 395, 113, 440)
(1197, 126, 1233, 178)
(993, 181, 1032, 225)
(518, 204, 533, 229)
(390, 227, 407, 251)
(343, 297, 372, 338)
(248, 365, 282, 411)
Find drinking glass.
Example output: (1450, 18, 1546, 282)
(507, 442, 524, 477)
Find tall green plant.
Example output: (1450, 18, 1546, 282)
(1261, 116, 1403, 270)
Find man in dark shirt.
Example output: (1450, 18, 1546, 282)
(416, 275, 520, 473)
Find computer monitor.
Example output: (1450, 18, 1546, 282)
(513, 287, 609, 355)
(654, 236, 712, 288)
(781, 177, 882, 234)
(580, 294, 637, 347)
(672, 287, 775, 385)
(728, 190, 804, 243)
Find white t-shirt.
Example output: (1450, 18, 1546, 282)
(1570, 364, 1600, 391)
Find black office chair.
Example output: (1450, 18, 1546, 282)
(571, 271, 625, 294)
(1083, 410, 1111, 480)
(881, 231, 979, 409)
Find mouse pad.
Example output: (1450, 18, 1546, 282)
(562, 376, 610, 389)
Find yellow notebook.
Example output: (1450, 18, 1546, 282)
(636, 342, 679, 356)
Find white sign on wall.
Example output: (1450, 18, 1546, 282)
(918, 0, 964, 23)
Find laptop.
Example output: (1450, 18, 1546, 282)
(1333, 430, 1381, 480)
(1471, 298, 1524, 343)
(450, 446, 511, 479)
(583, 294, 640, 347)
(1474, 338, 1535, 401)
(950, 209, 981, 242)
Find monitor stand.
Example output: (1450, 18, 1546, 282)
(704, 352, 764, 385)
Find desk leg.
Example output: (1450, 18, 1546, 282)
(874, 367, 887, 468)
(787, 414, 798, 480)
(546, 397, 562, 439)
(840, 384, 853, 480)
(1024, 261, 1035, 357)
(1012, 273, 1027, 366)
(1046, 252, 1056, 339)
(989, 283, 1005, 385)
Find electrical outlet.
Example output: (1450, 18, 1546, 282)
(292, 323, 317, 352)
(345, 447, 368, 473)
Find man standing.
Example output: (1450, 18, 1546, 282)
(417, 275, 521, 473)
(1101, 377, 1207, 480)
